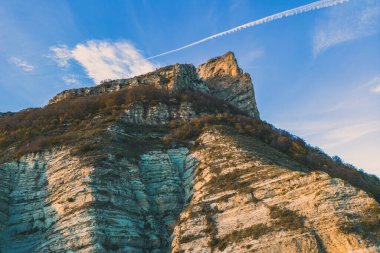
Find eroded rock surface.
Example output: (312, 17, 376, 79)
(49, 52, 259, 119)
(171, 128, 379, 253)
(0, 147, 194, 252)
(197, 52, 260, 118)
(0, 52, 379, 253)
(1, 126, 378, 253)
(121, 102, 196, 126)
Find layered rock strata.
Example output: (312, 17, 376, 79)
(0, 125, 378, 252)
(171, 128, 379, 253)
(197, 52, 260, 118)
(0, 52, 379, 253)
(0, 146, 194, 252)
(49, 52, 259, 118)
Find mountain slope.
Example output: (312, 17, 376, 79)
(0, 52, 379, 253)
(171, 126, 379, 252)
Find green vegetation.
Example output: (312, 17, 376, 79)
(67, 197, 75, 202)
(206, 169, 252, 194)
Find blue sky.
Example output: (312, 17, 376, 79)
(0, 0, 379, 176)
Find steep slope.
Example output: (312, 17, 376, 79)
(0, 52, 379, 253)
(197, 52, 260, 118)
(171, 126, 379, 253)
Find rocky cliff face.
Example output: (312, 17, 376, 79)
(0, 52, 379, 253)
(49, 52, 259, 118)
(197, 52, 260, 118)
(171, 128, 379, 253)
(49, 64, 207, 105)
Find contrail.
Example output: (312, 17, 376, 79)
(147, 0, 350, 59)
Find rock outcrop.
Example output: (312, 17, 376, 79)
(0, 124, 378, 252)
(0, 52, 379, 252)
(197, 52, 260, 118)
(0, 147, 192, 252)
(121, 102, 196, 126)
(171, 128, 379, 253)
(49, 64, 208, 105)
(49, 52, 260, 118)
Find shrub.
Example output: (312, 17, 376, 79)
(269, 206, 304, 230)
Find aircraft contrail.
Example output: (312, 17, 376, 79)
(147, 0, 350, 59)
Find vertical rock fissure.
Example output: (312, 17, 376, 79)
(137, 148, 190, 252)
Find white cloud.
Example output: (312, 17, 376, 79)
(62, 74, 81, 87)
(48, 45, 72, 67)
(313, 0, 380, 55)
(8, 57, 35, 72)
(274, 72, 380, 175)
(372, 85, 380, 94)
(365, 75, 380, 93)
(278, 118, 380, 175)
(240, 48, 265, 66)
(49, 40, 155, 83)
(279, 120, 380, 148)
(322, 121, 380, 148)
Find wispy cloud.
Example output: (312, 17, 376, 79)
(48, 45, 72, 67)
(274, 71, 380, 174)
(365, 75, 380, 94)
(62, 74, 81, 87)
(49, 40, 155, 83)
(313, 0, 380, 55)
(372, 85, 380, 94)
(240, 48, 265, 66)
(8, 57, 35, 72)
(148, 0, 350, 59)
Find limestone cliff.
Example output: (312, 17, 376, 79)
(0, 52, 379, 253)
(197, 52, 260, 118)
(49, 52, 259, 118)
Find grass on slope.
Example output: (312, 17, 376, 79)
(0, 85, 379, 203)
(164, 114, 380, 203)
(0, 85, 241, 163)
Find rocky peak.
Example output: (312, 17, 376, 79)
(49, 64, 207, 104)
(48, 52, 260, 118)
(197, 51, 242, 79)
(197, 52, 260, 118)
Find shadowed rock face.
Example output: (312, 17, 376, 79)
(0, 52, 379, 252)
(0, 147, 194, 252)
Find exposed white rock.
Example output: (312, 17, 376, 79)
(0, 147, 194, 252)
(0, 52, 378, 253)
(171, 129, 380, 253)
(49, 52, 260, 119)
(197, 52, 260, 118)
(121, 102, 196, 125)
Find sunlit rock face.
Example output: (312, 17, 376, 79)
(197, 51, 260, 118)
(48, 64, 208, 105)
(170, 128, 379, 253)
(0, 52, 379, 252)
(0, 127, 378, 253)
(49, 52, 260, 119)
